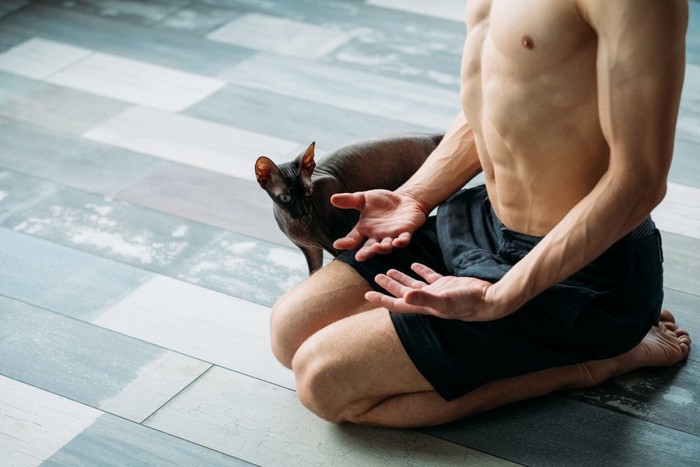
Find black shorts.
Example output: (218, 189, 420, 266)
(337, 185, 664, 401)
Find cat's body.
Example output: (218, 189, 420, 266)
(255, 134, 443, 274)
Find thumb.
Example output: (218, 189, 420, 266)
(331, 192, 365, 210)
(404, 289, 443, 312)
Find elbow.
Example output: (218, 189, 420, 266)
(637, 165, 668, 209)
(649, 180, 667, 209)
(629, 176, 667, 217)
(607, 168, 668, 216)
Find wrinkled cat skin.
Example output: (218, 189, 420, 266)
(255, 134, 443, 274)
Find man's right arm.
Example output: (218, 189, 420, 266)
(331, 112, 481, 259)
(398, 111, 482, 214)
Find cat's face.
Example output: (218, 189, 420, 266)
(255, 143, 316, 219)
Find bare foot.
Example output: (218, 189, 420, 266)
(581, 309, 691, 386)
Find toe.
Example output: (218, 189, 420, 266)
(660, 309, 676, 323)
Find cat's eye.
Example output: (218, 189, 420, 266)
(279, 194, 292, 203)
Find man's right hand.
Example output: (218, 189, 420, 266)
(331, 189, 428, 261)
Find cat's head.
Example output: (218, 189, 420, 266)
(255, 142, 316, 219)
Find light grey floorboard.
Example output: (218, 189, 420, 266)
(145, 365, 517, 467)
(0, 3, 254, 75)
(0, 296, 210, 423)
(0, 119, 159, 195)
(43, 413, 252, 467)
(0, 71, 130, 135)
(114, 161, 292, 246)
(185, 84, 436, 151)
(423, 394, 700, 467)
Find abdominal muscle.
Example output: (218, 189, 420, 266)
(462, 0, 610, 236)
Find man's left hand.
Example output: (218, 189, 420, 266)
(365, 263, 505, 322)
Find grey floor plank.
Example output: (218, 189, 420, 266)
(161, 0, 465, 90)
(1, 178, 224, 275)
(653, 182, 700, 239)
(0, 3, 254, 76)
(44, 413, 251, 467)
(172, 229, 307, 307)
(82, 106, 302, 180)
(366, 0, 464, 21)
(93, 273, 296, 390)
(422, 394, 700, 467)
(0, 23, 31, 53)
(687, 1, 700, 66)
(0, 227, 151, 321)
(0, 227, 295, 390)
(567, 361, 700, 436)
(46, 50, 225, 112)
(0, 72, 130, 135)
(0, 168, 306, 306)
(662, 231, 700, 296)
(145, 365, 517, 467)
(114, 161, 292, 246)
(185, 84, 435, 150)
(0, 119, 159, 195)
(664, 288, 700, 343)
(207, 13, 355, 60)
(38, 0, 190, 25)
(0, 375, 103, 466)
(157, 3, 245, 36)
(0, 296, 210, 423)
(218, 53, 459, 130)
(670, 137, 700, 188)
(0, 1, 28, 18)
(0, 167, 55, 223)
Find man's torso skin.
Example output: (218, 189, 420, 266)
(462, 0, 609, 236)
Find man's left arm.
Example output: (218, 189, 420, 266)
(487, 0, 689, 317)
(367, 0, 688, 320)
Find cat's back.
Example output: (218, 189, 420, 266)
(316, 133, 442, 192)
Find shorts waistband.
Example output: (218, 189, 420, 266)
(485, 197, 656, 243)
(627, 216, 656, 239)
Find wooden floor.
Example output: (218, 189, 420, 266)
(0, 1, 698, 465)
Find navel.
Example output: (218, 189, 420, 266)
(521, 35, 534, 50)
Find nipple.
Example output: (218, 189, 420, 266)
(521, 35, 534, 50)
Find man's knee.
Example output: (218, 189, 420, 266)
(269, 289, 304, 369)
(292, 335, 359, 423)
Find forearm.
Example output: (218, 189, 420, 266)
(397, 112, 481, 214)
(489, 168, 666, 315)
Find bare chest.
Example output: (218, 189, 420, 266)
(462, 0, 599, 137)
(466, 0, 592, 73)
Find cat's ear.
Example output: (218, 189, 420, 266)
(255, 156, 282, 189)
(299, 142, 316, 177)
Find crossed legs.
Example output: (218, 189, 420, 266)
(271, 261, 691, 428)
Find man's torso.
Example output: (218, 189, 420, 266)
(462, 0, 608, 235)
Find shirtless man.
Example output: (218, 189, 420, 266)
(270, 0, 692, 427)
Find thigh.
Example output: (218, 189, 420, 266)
(270, 260, 374, 367)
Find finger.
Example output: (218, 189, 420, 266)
(355, 242, 378, 261)
(392, 232, 412, 248)
(365, 291, 436, 315)
(411, 263, 443, 284)
(374, 273, 410, 298)
(365, 290, 400, 309)
(371, 237, 395, 255)
(386, 269, 426, 289)
(330, 192, 365, 210)
(333, 228, 365, 250)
